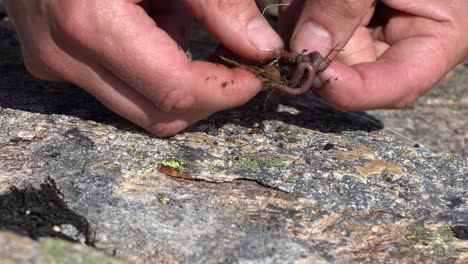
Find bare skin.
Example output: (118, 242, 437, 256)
(281, 0, 468, 110)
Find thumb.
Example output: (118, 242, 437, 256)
(289, 0, 375, 55)
(183, 0, 283, 60)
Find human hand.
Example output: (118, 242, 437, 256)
(280, 0, 468, 110)
(3, 0, 284, 136)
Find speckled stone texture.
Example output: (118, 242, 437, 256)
(369, 63, 468, 156)
(0, 19, 467, 264)
(0, 231, 123, 263)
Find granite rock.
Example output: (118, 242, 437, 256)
(0, 231, 123, 263)
(0, 19, 467, 264)
(369, 63, 468, 156)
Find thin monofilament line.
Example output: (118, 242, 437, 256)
(307, 45, 421, 147)
(262, 90, 424, 147)
(262, 4, 291, 15)
(318, 100, 425, 147)
(317, 46, 425, 148)
(340, 45, 377, 58)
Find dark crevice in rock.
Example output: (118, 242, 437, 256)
(451, 226, 468, 240)
(0, 177, 94, 245)
(164, 173, 287, 194)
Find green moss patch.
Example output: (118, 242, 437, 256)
(227, 154, 287, 172)
(405, 225, 458, 256)
(160, 158, 194, 172)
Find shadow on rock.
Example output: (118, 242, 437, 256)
(0, 177, 94, 245)
(0, 23, 137, 128)
(190, 92, 383, 134)
(0, 62, 134, 127)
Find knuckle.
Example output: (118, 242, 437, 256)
(215, 0, 243, 13)
(22, 44, 62, 81)
(190, 0, 258, 27)
(340, 0, 372, 13)
(52, 3, 90, 45)
(155, 89, 195, 113)
(23, 59, 47, 80)
(215, 0, 235, 7)
(215, 0, 257, 20)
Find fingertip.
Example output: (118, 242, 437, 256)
(146, 118, 191, 137)
(188, 61, 263, 110)
(231, 67, 265, 103)
(315, 60, 415, 111)
(289, 0, 375, 57)
(313, 61, 368, 111)
(246, 17, 284, 54)
(185, 0, 283, 61)
(290, 21, 333, 55)
(232, 66, 264, 90)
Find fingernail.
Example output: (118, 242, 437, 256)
(311, 77, 323, 90)
(292, 21, 332, 55)
(246, 17, 283, 52)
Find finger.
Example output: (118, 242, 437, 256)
(69, 62, 204, 137)
(183, 0, 283, 60)
(47, 30, 211, 136)
(52, 0, 263, 113)
(290, 0, 376, 55)
(312, 0, 466, 110)
(335, 26, 377, 65)
(3, 0, 63, 81)
(148, 0, 193, 49)
(314, 36, 449, 110)
(311, 0, 468, 110)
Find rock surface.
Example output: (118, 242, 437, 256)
(0, 18, 467, 264)
(0, 231, 123, 263)
(369, 63, 468, 156)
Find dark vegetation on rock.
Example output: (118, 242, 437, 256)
(0, 177, 93, 244)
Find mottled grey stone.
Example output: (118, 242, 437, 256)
(369, 63, 468, 156)
(0, 19, 467, 264)
(0, 231, 123, 264)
